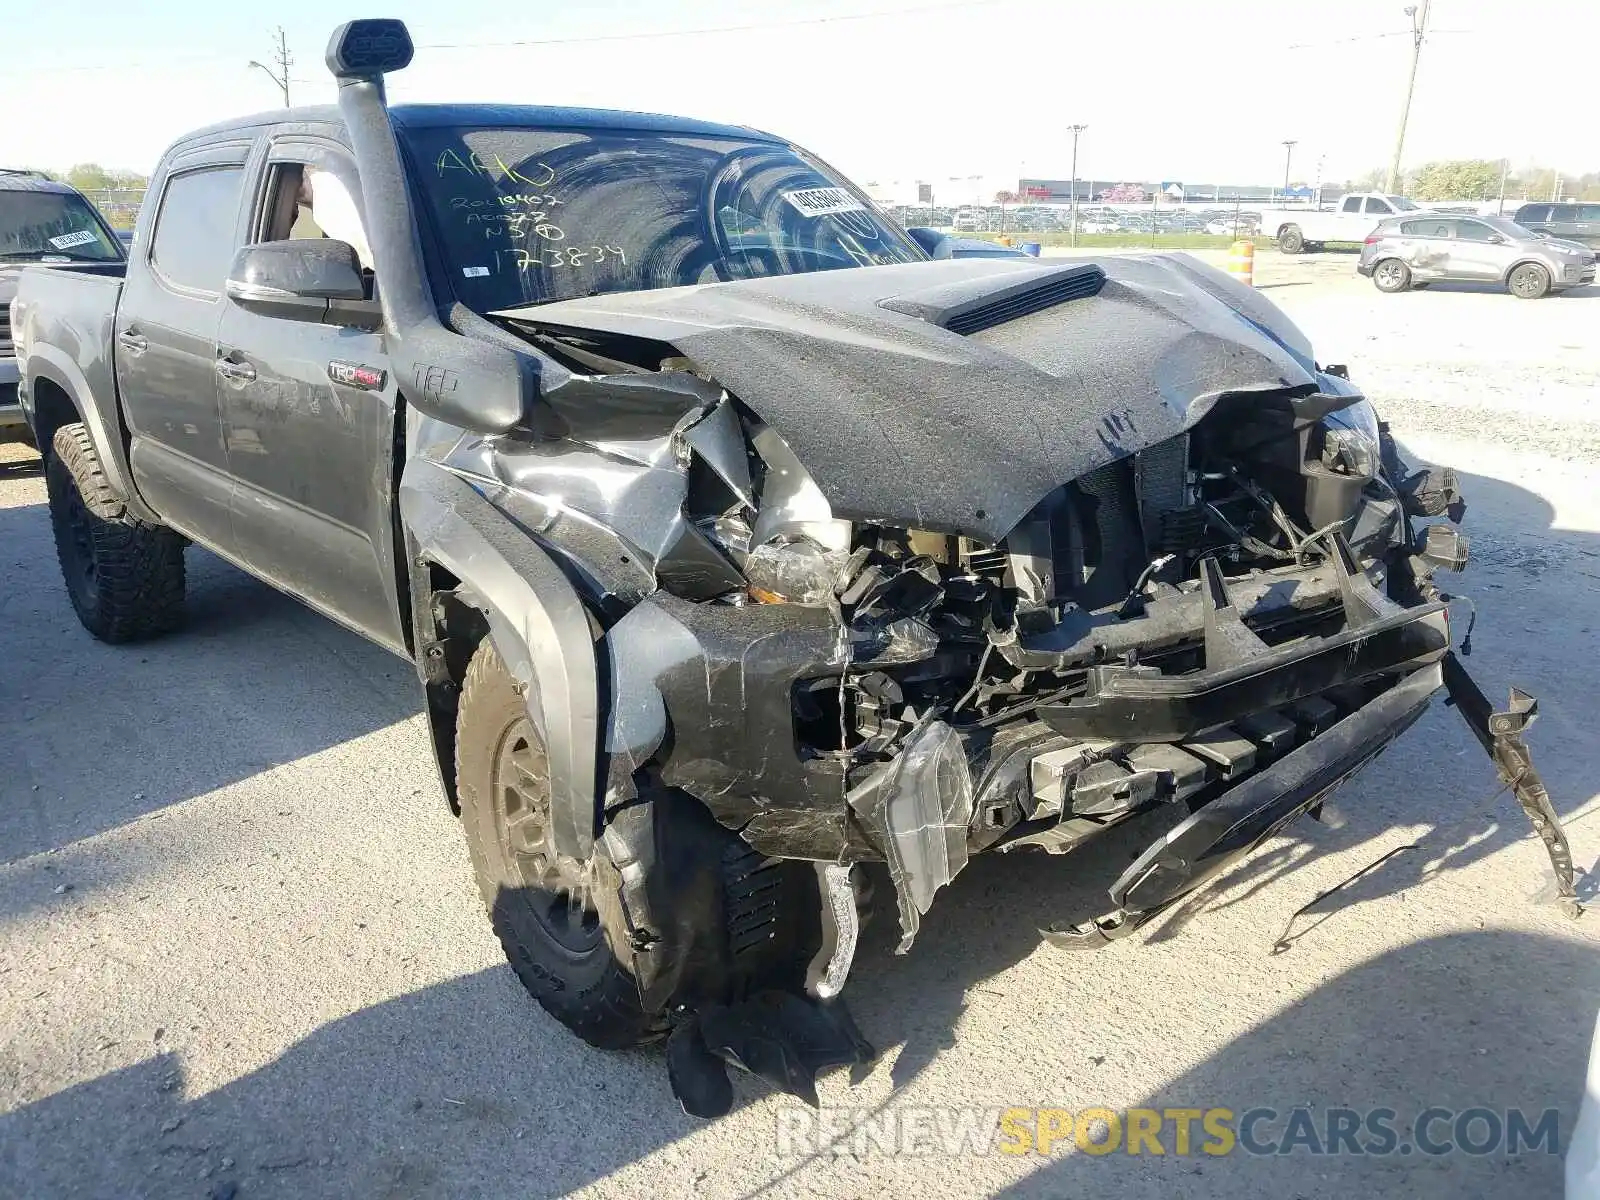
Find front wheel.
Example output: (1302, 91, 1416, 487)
(1277, 225, 1305, 254)
(45, 422, 186, 642)
(1507, 262, 1551, 299)
(1372, 259, 1412, 293)
(453, 639, 819, 1049)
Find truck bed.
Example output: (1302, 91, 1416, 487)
(10, 263, 127, 435)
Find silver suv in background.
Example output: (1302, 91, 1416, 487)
(1358, 214, 1596, 298)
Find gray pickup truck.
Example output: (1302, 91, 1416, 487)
(1, 169, 126, 438)
(9, 19, 1579, 1116)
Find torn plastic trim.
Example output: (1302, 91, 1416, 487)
(399, 456, 602, 859)
(847, 718, 974, 953)
(805, 863, 860, 999)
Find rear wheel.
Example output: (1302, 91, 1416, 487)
(1277, 225, 1305, 254)
(1507, 262, 1550, 299)
(45, 422, 185, 642)
(1372, 259, 1411, 293)
(453, 639, 818, 1048)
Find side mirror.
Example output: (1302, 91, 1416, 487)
(225, 239, 380, 329)
(1487, 234, 1506, 245)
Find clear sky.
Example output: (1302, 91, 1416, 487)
(2, 0, 1591, 196)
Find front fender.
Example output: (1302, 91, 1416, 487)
(399, 456, 601, 860)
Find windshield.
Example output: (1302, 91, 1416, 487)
(0, 190, 123, 262)
(403, 125, 924, 311)
(1386, 196, 1419, 211)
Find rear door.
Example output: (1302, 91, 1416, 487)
(1398, 217, 1456, 279)
(213, 133, 407, 653)
(116, 141, 251, 549)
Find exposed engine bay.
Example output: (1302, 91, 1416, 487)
(406, 254, 1579, 1110)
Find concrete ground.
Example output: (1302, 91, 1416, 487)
(2, 253, 1598, 1200)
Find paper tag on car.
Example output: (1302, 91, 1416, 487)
(462, 265, 491, 278)
(48, 230, 99, 250)
(782, 187, 867, 218)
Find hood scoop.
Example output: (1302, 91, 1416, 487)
(878, 262, 1105, 336)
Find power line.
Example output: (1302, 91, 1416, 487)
(5, 0, 1016, 76)
(415, 0, 1015, 50)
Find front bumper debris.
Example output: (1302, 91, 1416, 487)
(1046, 651, 1583, 947)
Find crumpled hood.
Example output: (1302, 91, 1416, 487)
(497, 254, 1332, 542)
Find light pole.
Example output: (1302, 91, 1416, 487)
(1281, 140, 1297, 202)
(1385, 1, 1430, 194)
(248, 27, 293, 108)
(1068, 124, 1087, 247)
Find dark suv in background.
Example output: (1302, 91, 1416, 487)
(1, 169, 126, 439)
(1512, 202, 1600, 249)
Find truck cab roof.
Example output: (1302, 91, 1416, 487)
(172, 102, 787, 149)
(0, 169, 83, 195)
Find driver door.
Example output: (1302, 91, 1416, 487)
(214, 135, 407, 652)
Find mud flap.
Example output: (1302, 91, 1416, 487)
(666, 992, 876, 1118)
(1441, 651, 1583, 919)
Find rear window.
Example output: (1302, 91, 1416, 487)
(149, 166, 245, 294)
(0, 189, 123, 263)
(1515, 205, 1550, 223)
(1549, 205, 1580, 220)
(1400, 219, 1456, 237)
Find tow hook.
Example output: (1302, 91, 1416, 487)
(1442, 651, 1584, 920)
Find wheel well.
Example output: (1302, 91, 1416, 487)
(414, 563, 488, 816)
(29, 377, 81, 461)
(1502, 258, 1549, 283)
(1275, 222, 1299, 238)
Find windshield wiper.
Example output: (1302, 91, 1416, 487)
(0, 249, 111, 263)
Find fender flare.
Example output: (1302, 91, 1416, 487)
(25, 344, 160, 524)
(399, 456, 601, 861)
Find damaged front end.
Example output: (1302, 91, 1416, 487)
(421, 257, 1580, 1113)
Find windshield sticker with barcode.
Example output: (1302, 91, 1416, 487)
(462, 265, 491, 278)
(782, 187, 867, 218)
(48, 230, 99, 250)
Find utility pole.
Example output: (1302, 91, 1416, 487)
(1497, 158, 1507, 215)
(1552, 173, 1562, 203)
(1281, 140, 1297, 202)
(249, 27, 293, 108)
(1068, 124, 1087, 247)
(1385, 1, 1430, 194)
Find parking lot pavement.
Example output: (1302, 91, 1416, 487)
(2, 263, 1598, 1200)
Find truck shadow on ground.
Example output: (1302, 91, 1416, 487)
(0, 499, 418, 869)
(986, 929, 1598, 1200)
(1, 929, 1589, 1200)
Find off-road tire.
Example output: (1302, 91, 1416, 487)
(1372, 259, 1411, 293)
(1507, 262, 1551, 299)
(1277, 225, 1305, 254)
(45, 422, 185, 643)
(453, 639, 818, 1049)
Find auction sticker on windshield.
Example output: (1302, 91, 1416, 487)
(783, 187, 867, 218)
(48, 230, 99, 250)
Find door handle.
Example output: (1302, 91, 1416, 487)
(214, 358, 257, 383)
(117, 330, 148, 355)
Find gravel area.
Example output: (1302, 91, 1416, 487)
(1, 255, 1597, 1200)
